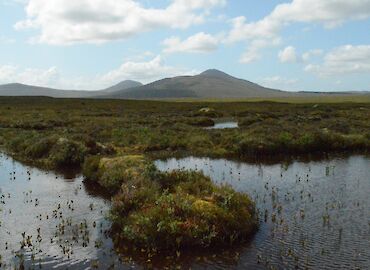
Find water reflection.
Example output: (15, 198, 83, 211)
(155, 155, 370, 269)
(0, 153, 124, 269)
(205, 121, 239, 129)
(1, 152, 369, 269)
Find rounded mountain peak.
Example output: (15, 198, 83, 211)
(199, 69, 232, 78)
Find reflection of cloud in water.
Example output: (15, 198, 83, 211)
(1, 152, 369, 269)
(155, 155, 370, 269)
(0, 153, 117, 269)
(205, 121, 239, 129)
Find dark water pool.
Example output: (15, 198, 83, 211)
(155, 155, 370, 269)
(1, 153, 369, 269)
(0, 153, 129, 269)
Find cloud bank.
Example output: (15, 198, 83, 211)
(15, 0, 226, 45)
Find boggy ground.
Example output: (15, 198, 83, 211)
(83, 155, 258, 252)
(0, 97, 369, 165)
(0, 96, 369, 256)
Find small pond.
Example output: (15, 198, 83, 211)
(1, 153, 369, 269)
(155, 155, 370, 269)
(205, 121, 239, 129)
(0, 153, 127, 269)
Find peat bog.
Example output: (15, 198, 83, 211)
(0, 97, 369, 269)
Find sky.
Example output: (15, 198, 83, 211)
(0, 0, 369, 91)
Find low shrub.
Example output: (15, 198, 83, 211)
(24, 136, 57, 159)
(49, 138, 87, 168)
(82, 155, 102, 183)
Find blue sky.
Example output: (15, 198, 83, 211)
(0, 0, 369, 91)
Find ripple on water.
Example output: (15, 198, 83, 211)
(1, 153, 369, 269)
(0, 153, 127, 270)
(155, 155, 370, 269)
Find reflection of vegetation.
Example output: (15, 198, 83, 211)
(84, 155, 258, 251)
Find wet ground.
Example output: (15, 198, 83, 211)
(1, 153, 369, 269)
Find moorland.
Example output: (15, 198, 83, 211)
(0, 96, 369, 256)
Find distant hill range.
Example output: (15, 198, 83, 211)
(0, 80, 143, 98)
(0, 69, 368, 99)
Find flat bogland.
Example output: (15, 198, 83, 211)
(0, 97, 368, 165)
(0, 97, 369, 254)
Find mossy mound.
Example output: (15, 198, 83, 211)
(5, 132, 114, 169)
(84, 156, 258, 251)
(48, 138, 87, 168)
(83, 155, 153, 193)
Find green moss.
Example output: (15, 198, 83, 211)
(106, 161, 258, 252)
(87, 155, 151, 193)
(83, 155, 259, 251)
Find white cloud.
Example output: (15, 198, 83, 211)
(302, 49, 323, 62)
(0, 56, 197, 89)
(240, 38, 281, 63)
(163, 32, 219, 54)
(99, 55, 197, 85)
(226, 16, 280, 44)
(269, 0, 370, 28)
(226, 0, 370, 64)
(15, 0, 226, 45)
(305, 45, 370, 76)
(278, 46, 297, 63)
(260, 76, 298, 90)
(0, 65, 59, 86)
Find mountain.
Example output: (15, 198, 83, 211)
(0, 83, 91, 98)
(0, 70, 367, 99)
(100, 80, 143, 94)
(0, 80, 142, 98)
(107, 69, 292, 99)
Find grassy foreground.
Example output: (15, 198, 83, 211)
(0, 97, 369, 253)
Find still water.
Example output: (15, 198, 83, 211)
(205, 121, 239, 129)
(1, 153, 369, 269)
(155, 155, 370, 269)
(0, 153, 127, 269)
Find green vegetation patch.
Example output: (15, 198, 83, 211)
(83, 155, 258, 251)
(0, 98, 369, 165)
(3, 131, 114, 169)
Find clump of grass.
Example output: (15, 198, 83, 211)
(83, 155, 151, 193)
(48, 138, 87, 167)
(24, 136, 58, 159)
(83, 156, 258, 252)
(5, 133, 109, 169)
